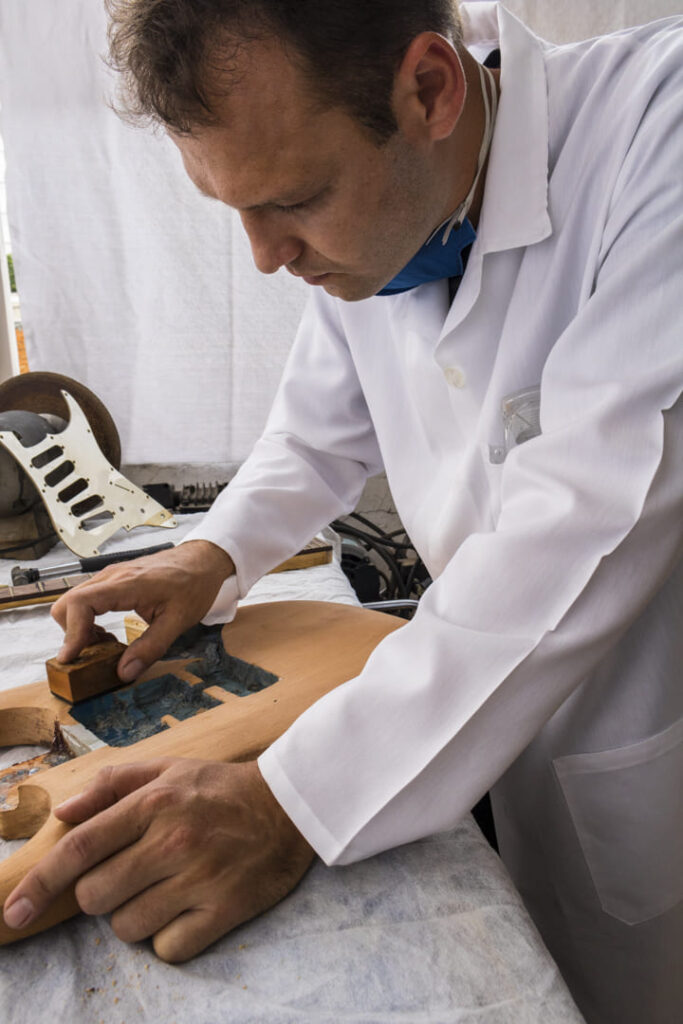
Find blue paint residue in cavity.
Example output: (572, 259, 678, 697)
(165, 625, 279, 698)
(70, 629, 279, 748)
(70, 674, 219, 747)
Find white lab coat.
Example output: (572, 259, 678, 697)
(185, 5, 683, 1021)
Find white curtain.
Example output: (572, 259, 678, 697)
(477, 0, 683, 41)
(1, 1, 680, 465)
(0, 0, 308, 465)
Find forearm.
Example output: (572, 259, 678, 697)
(182, 431, 372, 601)
(183, 290, 383, 618)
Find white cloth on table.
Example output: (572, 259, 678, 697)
(0, 824, 583, 1024)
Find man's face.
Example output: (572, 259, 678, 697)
(172, 39, 452, 301)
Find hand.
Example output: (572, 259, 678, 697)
(51, 540, 235, 681)
(2, 758, 314, 961)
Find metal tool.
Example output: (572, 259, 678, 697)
(11, 542, 174, 586)
(143, 480, 228, 513)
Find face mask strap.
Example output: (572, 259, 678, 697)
(438, 61, 498, 246)
(376, 61, 499, 297)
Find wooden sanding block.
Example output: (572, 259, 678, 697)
(46, 633, 127, 703)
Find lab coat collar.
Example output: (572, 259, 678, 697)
(462, 2, 552, 254)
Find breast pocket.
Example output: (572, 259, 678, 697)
(488, 384, 541, 465)
(553, 716, 683, 925)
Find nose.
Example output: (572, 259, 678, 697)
(240, 210, 304, 275)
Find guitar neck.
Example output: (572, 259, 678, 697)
(0, 573, 93, 612)
(0, 542, 333, 613)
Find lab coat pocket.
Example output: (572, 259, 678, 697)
(554, 716, 683, 925)
(489, 385, 541, 464)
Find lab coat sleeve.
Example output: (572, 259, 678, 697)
(181, 287, 384, 622)
(258, 69, 683, 864)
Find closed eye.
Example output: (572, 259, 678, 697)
(274, 188, 329, 215)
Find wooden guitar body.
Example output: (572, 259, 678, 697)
(0, 600, 402, 945)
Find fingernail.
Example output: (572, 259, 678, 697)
(4, 897, 35, 929)
(119, 658, 144, 682)
(55, 795, 79, 813)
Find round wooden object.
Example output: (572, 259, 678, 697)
(0, 371, 121, 468)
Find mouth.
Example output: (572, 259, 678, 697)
(288, 267, 332, 285)
(302, 273, 331, 286)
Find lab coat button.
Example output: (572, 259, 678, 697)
(444, 365, 466, 388)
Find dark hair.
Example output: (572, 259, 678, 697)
(105, 0, 462, 143)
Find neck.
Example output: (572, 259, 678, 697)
(441, 49, 500, 232)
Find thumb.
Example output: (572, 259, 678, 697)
(117, 612, 186, 682)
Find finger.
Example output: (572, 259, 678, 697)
(153, 905, 241, 964)
(76, 842, 174, 920)
(57, 622, 114, 664)
(109, 877, 189, 944)
(54, 761, 170, 823)
(52, 584, 129, 662)
(116, 611, 187, 681)
(3, 788, 152, 931)
(51, 597, 98, 663)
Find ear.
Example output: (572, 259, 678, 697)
(393, 33, 467, 143)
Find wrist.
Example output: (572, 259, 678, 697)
(250, 760, 314, 859)
(178, 538, 235, 581)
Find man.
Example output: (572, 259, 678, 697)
(4, 2, 682, 1021)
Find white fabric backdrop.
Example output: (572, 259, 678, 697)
(0, 0, 680, 465)
(493, 0, 683, 43)
(0, 0, 308, 465)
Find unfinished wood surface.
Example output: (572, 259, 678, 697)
(0, 600, 402, 945)
(270, 542, 333, 573)
(46, 634, 128, 703)
(124, 614, 146, 644)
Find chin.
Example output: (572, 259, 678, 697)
(323, 276, 380, 302)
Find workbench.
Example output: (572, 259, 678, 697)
(0, 515, 584, 1023)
